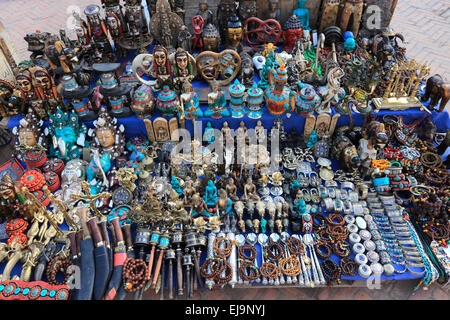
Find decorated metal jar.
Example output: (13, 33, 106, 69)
(156, 85, 180, 117)
(109, 96, 126, 115)
(292, 84, 322, 115)
(132, 85, 154, 118)
(246, 83, 264, 119)
(229, 79, 246, 118)
(265, 65, 292, 116)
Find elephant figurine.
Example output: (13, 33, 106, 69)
(422, 74, 450, 112)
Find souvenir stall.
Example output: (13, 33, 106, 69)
(0, 0, 449, 301)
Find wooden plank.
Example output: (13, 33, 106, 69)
(279, 0, 295, 27)
(0, 20, 20, 82)
(183, 0, 221, 32)
(256, 0, 269, 20)
(304, 0, 323, 30)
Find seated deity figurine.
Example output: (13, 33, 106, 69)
(241, 177, 260, 202)
(226, 177, 240, 202)
(216, 188, 233, 218)
(190, 193, 209, 218)
(204, 81, 230, 118)
(203, 179, 218, 209)
(293, 0, 311, 31)
(180, 80, 203, 120)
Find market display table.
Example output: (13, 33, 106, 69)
(5, 101, 448, 284)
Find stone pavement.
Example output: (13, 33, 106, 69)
(0, 0, 449, 300)
(1, 0, 449, 82)
(139, 279, 449, 300)
(390, 0, 450, 81)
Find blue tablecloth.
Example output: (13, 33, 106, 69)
(7, 87, 450, 138)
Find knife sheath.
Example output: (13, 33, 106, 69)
(104, 218, 127, 300)
(88, 217, 110, 300)
(99, 220, 113, 284)
(75, 208, 95, 300)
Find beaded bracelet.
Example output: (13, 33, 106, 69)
(122, 258, 148, 292)
(238, 245, 258, 262)
(326, 213, 345, 226)
(340, 257, 358, 276)
(213, 237, 233, 258)
(315, 243, 332, 259)
(420, 152, 442, 169)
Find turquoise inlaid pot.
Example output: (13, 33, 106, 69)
(156, 85, 180, 117)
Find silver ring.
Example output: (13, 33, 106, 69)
(359, 229, 372, 241)
(355, 253, 368, 265)
(334, 199, 344, 213)
(353, 203, 364, 216)
(355, 216, 367, 230)
(323, 198, 335, 212)
(364, 240, 376, 252)
(371, 262, 384, 275)
(343, 200, 352, 215)
(344, 215, 356, 225)
(359, 264, 372, 278)
(367, 251, 380, 263)
(347, 223, 359, 233)
(383, 263, 395, 276)
(349, 232, 361, 245)
(353, 243, 366, 255)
